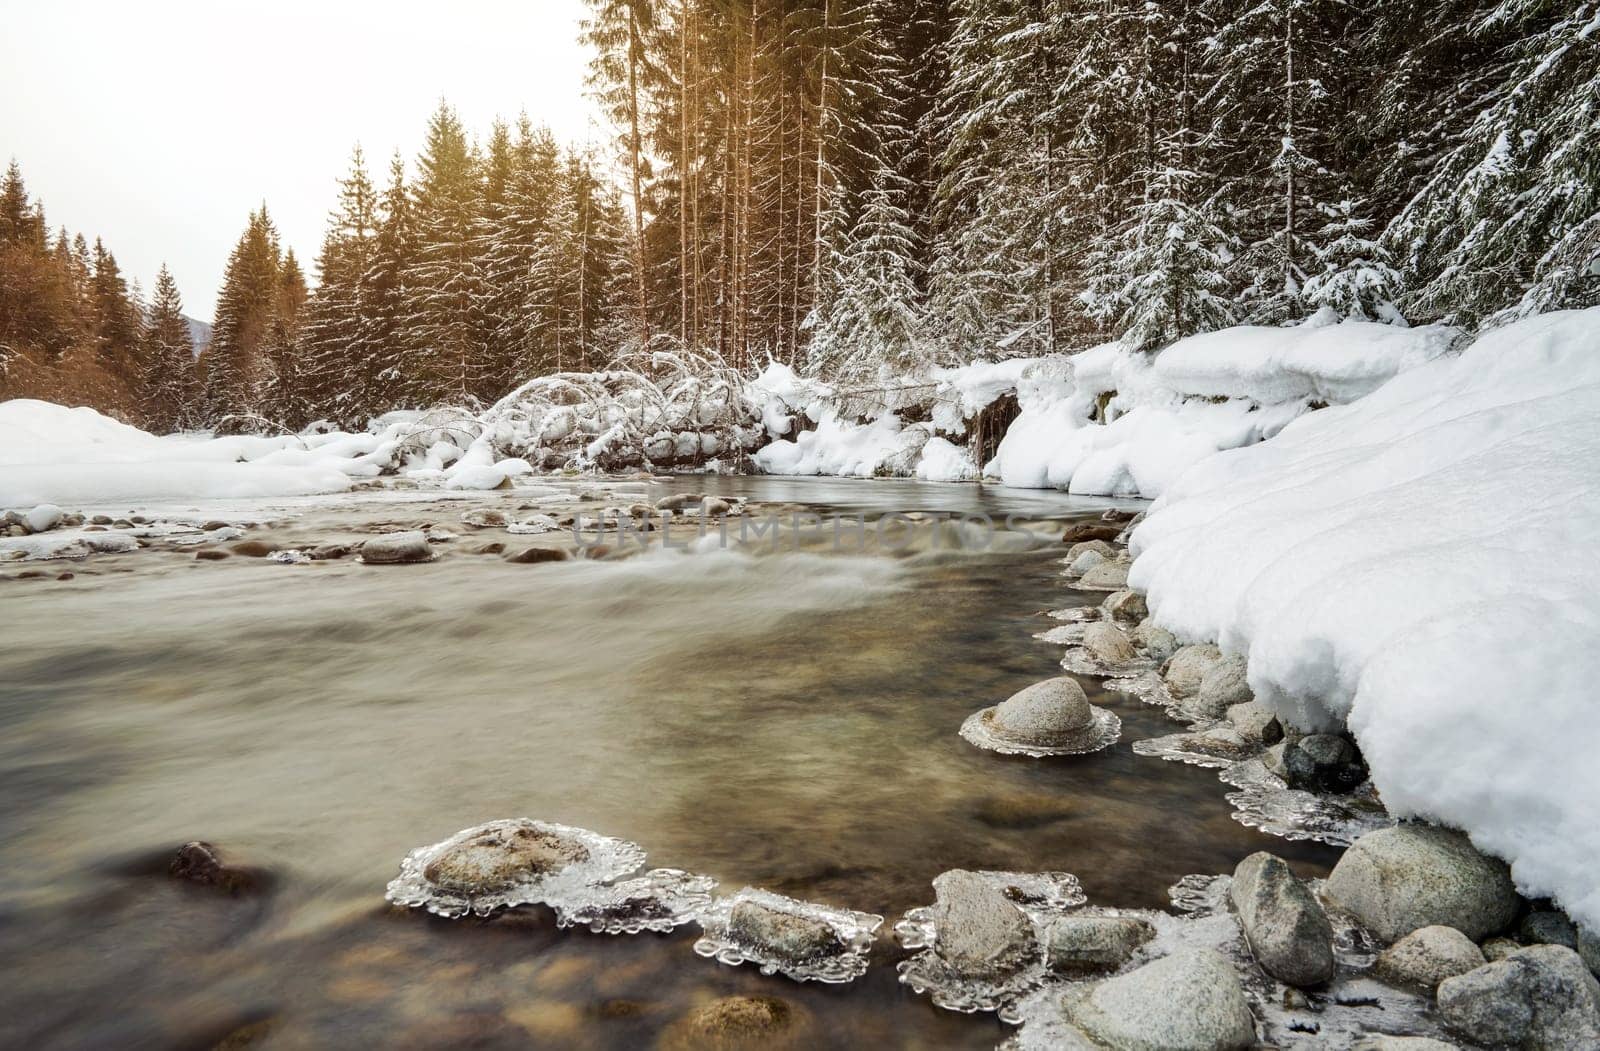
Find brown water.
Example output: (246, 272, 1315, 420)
(0, 476, 1336, 1049)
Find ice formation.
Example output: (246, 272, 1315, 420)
(1129, 308, 1600, 928)
(550, 868, 717, 935)
(896, 870, 1088, 1015)
(384, 818, 647, 919)
(959, 677, 1121, 758)
(692, 887, 882, 984)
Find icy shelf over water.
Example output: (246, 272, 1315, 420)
(895, 871, 1086, 1016)
(384, 818, 647, 919)
(552, 868, 717, 935)
(1002, 874, 1452, 1049)
(692, 887, 883, 984)
(1222, 758, 1394, 847)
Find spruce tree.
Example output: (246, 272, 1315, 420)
(303, 146, 378, 424)
(361, 153, 419, 413)
(141, 264, 196, 431)
(206, 207, 282, 422)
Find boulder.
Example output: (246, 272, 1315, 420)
(930, 870, 1036, 977)
(1283, 734, 1368, 793)
(1077, 561, 1130, 590)
(662, 995, 807, 1050)
(1520, 911, 1578, 950)
(727, 900, 843, 961)
(1163, 644, 1224, 699)
(230, 539, 279, 557)
(359, 531, 435, 565)
(1082, 622, 1138, 665)
(169, 841, 263, 894)
(655, 493, 706, 512)
(1324, 825, 1520, 942)
(505, 547, 569, 564)
(1581, 926, 1600, 978)
(308, 543, 351, 560)
(1101, 589, 1148, 624)
(422, 823, 589, 894)
(1229, 852, 1336, 986)
(1226, 702, 1282, 745)
(1484, 937, 1523, 962)
(1066, 549, 1108, 578)
(1132, 620, 1179, 662)
(24, 504, 62, 533)
(1044, 914, 1155, 973)
(459, 508, 509, 528)
(1195, 655, 1252, 719)
(1061, 521, 1123, 545)
(1067, 539, 1116, 562)
(1374, 926, 1486, 992)
(1060, 948, 1256, 1050)
(1437, 945, 1600, 1049)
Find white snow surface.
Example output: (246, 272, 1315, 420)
(1128, 308, 1600, 929)
(0, 400, 531, 507)
(990, 321, 1458, 497)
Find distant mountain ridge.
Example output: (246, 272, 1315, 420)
(184, 315, 212, 358)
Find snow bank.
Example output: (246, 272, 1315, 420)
(990, 321, 1457, 498)
(1128, 308, 1600, 928)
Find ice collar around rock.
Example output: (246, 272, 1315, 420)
(960, 676, 1120, 757)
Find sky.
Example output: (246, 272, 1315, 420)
(0, 0, 604, 322)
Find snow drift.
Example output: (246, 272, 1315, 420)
(1128, 308, 1600, 929)
(753, 319, 1457, 495)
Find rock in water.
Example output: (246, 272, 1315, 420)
(421, 823, 590, 893)
(359, 531, 435, 564)
(1101, 589, 1148, 624)
(962, 676, 1121, 756)
(1066, 549, 1108, 578)
(1082, 622, 1138, 665)
(1060, 948, 1256, 1050)
(1324, 825, 1520, 942)
(1226, 702, 1282, 745)
(727, 900, 844, 962)
(1229, 852, 1336, 987)
(168, 841, 261, 894)
(1374, 925, 1486, 992)
(1437, 944, 1600, 1049)
(929, 870, 1036, 977)
(1061, 521, 1123, 544)
(655, 492, 706, 512)
(1163, 644, 1223, 698)
(505, 546, 569, 564)
(24, 504, 62, 533)
(1196, 654, 1252, 719)
(1077, 561, 1130, 591)
(662, 995, 808, 1051)
(1044, 914, 1155, 973)
(1066, 540, 1115, 562)
(1283, 733, 1368, 793)
(1132, 619, 1180, 662)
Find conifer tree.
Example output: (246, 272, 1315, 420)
(303, 146, 378, 423)
(206, 207, 282, 421)
(141, 264, 196, 431)
(362, 153, 419, 413)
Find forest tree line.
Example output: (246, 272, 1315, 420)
(3, 0, 1596, 432)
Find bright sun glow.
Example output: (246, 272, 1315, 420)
(0, 0, 602, 319)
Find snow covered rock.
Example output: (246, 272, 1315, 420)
(1057, 948, 1256, 1050)
(1437, 945, 1600, 1049)
(929, 869, 1036, 978)
(1373, 926, 1486, 992)
(1162, 644, 1223, 699)
(359, 531, 435, 565)
(23, 504, 62, 532)
(1229, 852, 1336, 987)
(1324, 825, 1520, 942)
(1043, 914, 1155, 974)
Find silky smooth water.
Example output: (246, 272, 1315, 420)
(0, 476, 1335, 1049)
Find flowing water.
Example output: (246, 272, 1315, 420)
(0, 476, 1337, 1049)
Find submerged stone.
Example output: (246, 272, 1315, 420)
(359, 531, 434, 564)
(169, 841, 262, 895)
(505, 546, 568, 564)
(694, 888, 881, 984)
